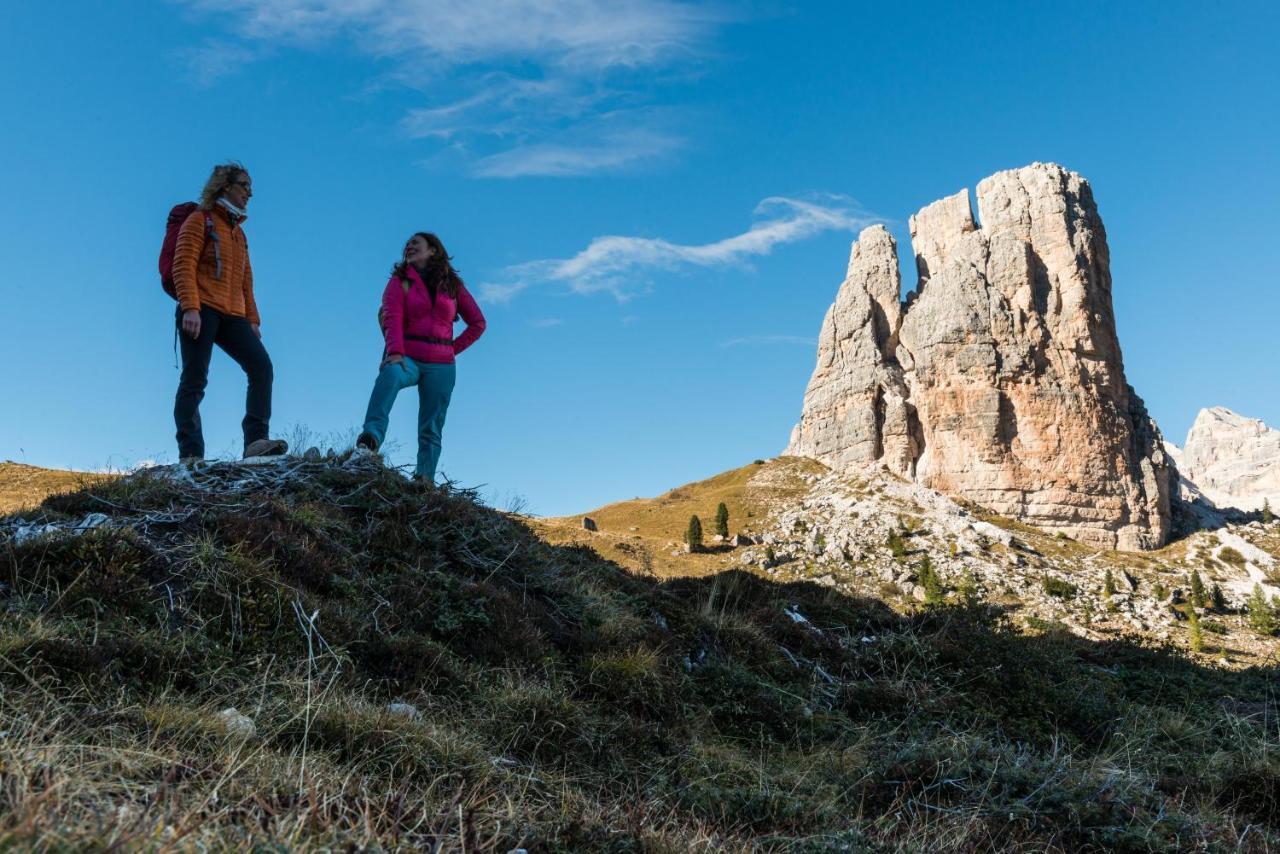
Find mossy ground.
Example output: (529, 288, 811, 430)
(1, 457, 1278, 850)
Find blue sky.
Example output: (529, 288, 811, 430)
(2, 1, 1277, 515)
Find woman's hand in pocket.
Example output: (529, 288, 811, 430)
(381, 354, 404, 368)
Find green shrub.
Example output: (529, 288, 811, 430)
(1219, 547, 1246, 567)
(957, 569, 980, 607)
(918, 555, 944, 606)
(1042, 576, 1078, 599)
(1103, 568, 1117, 598)
(887, 529, 907, 561)
(1189, 570, 1206, 609)
(1264, 498, 1274, 525)
(1211, 583, 1227, 612)
(1187, 604, 1203, 653)
(1247, 584, 1277, 636)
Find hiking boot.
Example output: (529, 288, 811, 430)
(179, 456, 203, 465)
(355, 431, 379, 452)
(243, 438, 289, 459)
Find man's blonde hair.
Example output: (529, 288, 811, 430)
(198, 161, 248, 210)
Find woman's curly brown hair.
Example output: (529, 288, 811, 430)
(198, 161, 248, 210)
(393, 232, 463, 299)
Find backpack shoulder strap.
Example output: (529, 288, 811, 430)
(203, 213, 223, 279)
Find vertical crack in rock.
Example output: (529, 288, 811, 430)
(787, 163, 1175, 550)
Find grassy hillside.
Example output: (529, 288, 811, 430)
(533, 457, 824, 578)
(0, 461, 114, 514)
(1, 456, 1278, 850)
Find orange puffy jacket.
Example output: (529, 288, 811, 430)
(172, 205, 260, 325)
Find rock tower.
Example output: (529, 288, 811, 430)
(787, 163, 1174, 550)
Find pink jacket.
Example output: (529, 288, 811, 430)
(381, 266, 486, 364)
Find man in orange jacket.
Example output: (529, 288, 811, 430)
(172, 162, 287, 462)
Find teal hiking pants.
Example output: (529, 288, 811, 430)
(361, 359, 456, 481)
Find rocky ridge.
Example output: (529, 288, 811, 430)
(734, 458, 1280, 649)
(787, 163, 1173, 551)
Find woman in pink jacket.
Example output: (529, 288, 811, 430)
(357, 232, 485, 481)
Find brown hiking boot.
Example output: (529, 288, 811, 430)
(244, 438, 289, 459)
(356, 431, 379, 452)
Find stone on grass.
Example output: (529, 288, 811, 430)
(386, 703, 421, 720)
(218, 707, 256, 740)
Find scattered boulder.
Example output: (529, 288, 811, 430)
(217, 707, 256, 740)
(386, 703, 421, 720)
(581, 517, 598, 532)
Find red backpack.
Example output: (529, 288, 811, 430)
(158, 203, 219, 299)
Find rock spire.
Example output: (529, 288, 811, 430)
(787, 163, 1174, 550)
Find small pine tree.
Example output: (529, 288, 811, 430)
(1247, 584, 1277, 636)
(1103, 568, 1117, 597)
(1211, 583, 1227, 612)
(887, 530, 907, 561)
(1187, 601, 1204, 653)
(686, 515, 703, 552)
(1264, 498, 1274, 525)
(1189, 570, 1206, 609)
(919, 554, 944, 605)
(958, 569, 980, 607)
(714, 503, 729, 539)
(764, 545, 776, 565)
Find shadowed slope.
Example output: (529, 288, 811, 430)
(1, 456, 1277, 850)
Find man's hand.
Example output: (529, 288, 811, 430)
(182, 309, 202, 339)
(251, 323, 261, 339)
(382, 354, 404, 368)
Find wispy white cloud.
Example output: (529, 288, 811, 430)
(174, 0, 727, 176)
(174, 39, 260, 86)
(719, 335, 816, 349)
(479, 195, 878, 302)
(473, 127, 681, 177)
(187, 0, 720, 67)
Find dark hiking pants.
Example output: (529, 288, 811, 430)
(174, 306, 273, 459)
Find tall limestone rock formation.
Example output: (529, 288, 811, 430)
(787, 163, 1174, 550)
(1179, 407, 1280, 512)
